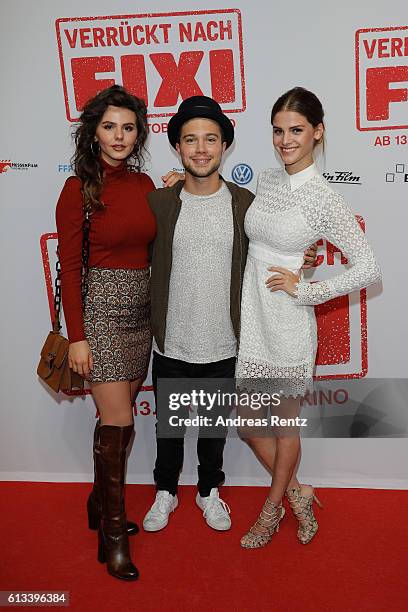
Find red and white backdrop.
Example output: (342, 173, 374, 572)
(1, 1, 407, 488)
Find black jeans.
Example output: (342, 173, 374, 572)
(152, 351, 236, 497)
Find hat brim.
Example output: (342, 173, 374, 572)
(167, 107, 234, 149)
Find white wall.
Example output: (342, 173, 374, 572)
(0, 0, 407, 488)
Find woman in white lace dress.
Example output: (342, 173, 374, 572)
(237, 87, 381, 548)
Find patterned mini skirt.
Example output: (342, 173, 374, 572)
(83, 267, 152, 383)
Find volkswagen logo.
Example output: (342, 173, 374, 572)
(232, 163, 253, 185)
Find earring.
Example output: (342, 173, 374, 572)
(91, 141, 100, 155)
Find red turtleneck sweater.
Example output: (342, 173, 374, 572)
(55, 159, 156, 343)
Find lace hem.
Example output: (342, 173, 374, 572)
(236, 358, 312, 379)
(236, 358, 313, 398)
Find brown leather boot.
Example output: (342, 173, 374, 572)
(96, 424, 139, 581)
(87, 420, 139, 535)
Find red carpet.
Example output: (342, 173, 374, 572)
(1, 483, 407, 611)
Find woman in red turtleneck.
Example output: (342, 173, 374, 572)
(56, 86, 155, 581)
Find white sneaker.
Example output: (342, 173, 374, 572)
(196, 488, 231, 531)
(143, 490, 178, 532)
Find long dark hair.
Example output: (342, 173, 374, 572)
(72, 85, 149, 213)
(271, 87, 325, 148)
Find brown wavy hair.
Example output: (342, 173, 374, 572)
(72, 85, 149, 213)
(271, 87, 325, 149)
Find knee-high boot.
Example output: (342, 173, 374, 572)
(87, 420, 139, 535)
(96, 424, 139, 581)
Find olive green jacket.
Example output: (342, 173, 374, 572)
(148, 179, 254, 354)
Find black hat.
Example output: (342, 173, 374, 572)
(167, 95, 234, 149)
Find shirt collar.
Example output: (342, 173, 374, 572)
(181, 180, 228, 202)
(281, 162, 319, 192)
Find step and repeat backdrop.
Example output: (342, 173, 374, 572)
(1, 1, 407, 487)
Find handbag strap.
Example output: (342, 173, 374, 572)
(53, 211, 91, 333)
(81, 211, 91, 301)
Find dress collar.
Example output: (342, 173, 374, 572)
(281, 162, 319, 192)
(100, 156, 127, 178)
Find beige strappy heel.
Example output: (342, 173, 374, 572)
(240, 498, 285, 549)
(286, 486, 322, 544)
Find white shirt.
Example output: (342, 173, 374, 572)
(153, 182, 237, 363)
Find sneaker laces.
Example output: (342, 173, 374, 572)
(154, 492, 173, 514)
(203, 494, 230, 519)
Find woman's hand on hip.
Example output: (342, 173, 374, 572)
(68, 340, 93, 379)
(265, 267, 300, 297)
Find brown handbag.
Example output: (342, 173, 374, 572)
(37, 213, 90, 393)
(37, 329, 84, 393)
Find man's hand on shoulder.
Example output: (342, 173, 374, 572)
(302, 242, 318, 269)
(161, 170, 185, 188)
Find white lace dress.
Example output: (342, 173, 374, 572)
(236, 164, 381, 396)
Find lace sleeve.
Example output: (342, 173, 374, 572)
(295, 191, 382, 305)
